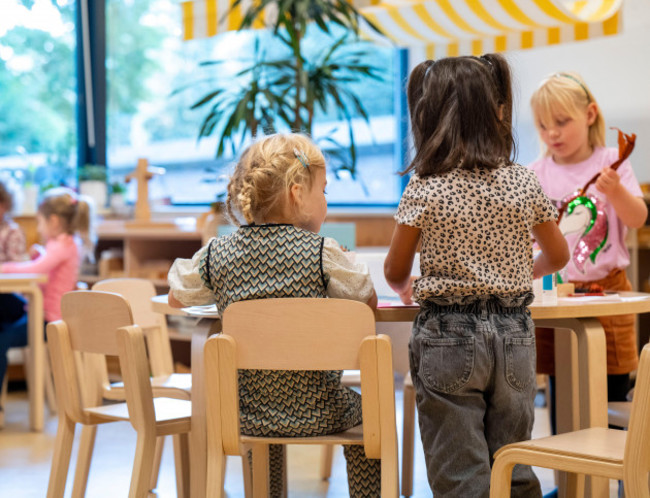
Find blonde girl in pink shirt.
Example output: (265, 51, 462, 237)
(0, 188, 93, 415)
(529, 73, 648, 431)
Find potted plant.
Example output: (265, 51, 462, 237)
(184, 0, 386, 178)
(78, 164, 108, 210)
(109, 181, 129, 215)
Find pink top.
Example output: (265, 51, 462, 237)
(1, 233, 81, 321)
(530, 146, 643, 281)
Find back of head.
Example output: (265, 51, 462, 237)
(225, 133, 325, 225)
(530, 72, 605, 155)
(405, 53, 515, 177)
(0, 180, 13, 213)
(39, 187, 95, 242)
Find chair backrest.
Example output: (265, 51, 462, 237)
(624, 343, 650, 485)
(47, 290, 156, 430)
(319, 222, 356, 251)
(205, 298, 396, 461)
(92, 278, 173, 375)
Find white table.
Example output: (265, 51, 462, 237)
(0, 273, 47, 431)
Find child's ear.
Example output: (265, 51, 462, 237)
(289, 184, 303, 206)
(586, 102, 598, 126)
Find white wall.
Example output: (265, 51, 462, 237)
(411, 0, 650, 183)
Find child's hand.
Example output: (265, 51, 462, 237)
(29, 244, 45, 260)
(398, 276, 418, 305)
(595, 167, 621, 196)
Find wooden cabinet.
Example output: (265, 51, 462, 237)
(83, 219, 204, 289)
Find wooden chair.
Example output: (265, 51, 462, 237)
(86, 279, 192, 493)
(204, 298, 399, 497)
(490, 343, 650, 498)
(91, 278, 191, 401)
(46, 290, 191, 498)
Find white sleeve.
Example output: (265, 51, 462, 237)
(167, 244, 216, 306)
(322, 237, 374, 303)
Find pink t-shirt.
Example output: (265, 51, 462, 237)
(530, 146, 643, 281)
(1, 233, 81, 322)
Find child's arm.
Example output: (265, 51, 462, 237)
(531, 221, 570, 279)
(1, 240, 66, 274)
(168, 290, 186, 308)
(596, 168, 648, 228)
(167, 245, 216, 308)
(366, 290, 378, 310)
(384, 224, 421, 304)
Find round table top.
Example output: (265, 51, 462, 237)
(0, 273, 48, 285)
(153, 292, 650, 323)
(375, 292, 650, 322)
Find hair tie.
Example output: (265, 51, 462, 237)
(555, 73, 590, 102)
(479, 55, 492, 67)
(293, 148, 309, 169)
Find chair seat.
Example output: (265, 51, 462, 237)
(241, 423, 364, 446)
(105, 373, 192, 401)
(86, 398, 192, 425)
(501, 427, 626, 464)
(607, 401, 631, 429)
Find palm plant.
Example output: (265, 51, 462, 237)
(186, 0, 385, 178)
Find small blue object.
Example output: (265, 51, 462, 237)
(542, 274, 554, 291)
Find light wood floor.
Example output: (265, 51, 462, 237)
(0, 384, 618, 497)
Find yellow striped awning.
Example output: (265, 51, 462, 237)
(181, 0, 623, 57)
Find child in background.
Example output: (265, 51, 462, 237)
(168, 133, 379, 497)
(0, 188, 93, 400)
(0, 181, 26, 263)
(0, 181, 27, 423)
(384, 54, 569, 497)
(530, 72, 648, 421)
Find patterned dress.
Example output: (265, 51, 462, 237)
(172, 224, 380, 497)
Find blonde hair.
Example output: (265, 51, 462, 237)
(225, 134, 325, 225)
(39, 187, 96, 257)
(530, 72, 605, 156)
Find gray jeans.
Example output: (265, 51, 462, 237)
(409, 299, 542, 498)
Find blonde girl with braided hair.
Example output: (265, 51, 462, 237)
(1, 188, 94, 415)
(168, 133, 379, 497)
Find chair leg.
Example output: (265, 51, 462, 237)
(241, 454, 252, 498)
(44, 346, 57, 414)
(0, 372, 7, 428)
(172, 433, 190, 498)
(401, 373, 416, 497)
(251, 444, 270, 497)
(206, 447, 228, 498)
(319, 445, 334, 480)
(47, 416, 77, 498)
(488, 451, 516, 498)
(71, 425, 97, 498)
(148, 436, 165, 491)
(129, 430, 157, 498)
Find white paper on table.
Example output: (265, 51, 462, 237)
(558, 294, 622, 304)
(181, 304, 220, 317)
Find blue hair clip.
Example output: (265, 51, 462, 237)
(293, 148, 309, 169)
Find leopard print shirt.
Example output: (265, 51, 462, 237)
(396, 163, 557, 305)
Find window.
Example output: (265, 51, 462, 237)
(105, 0, 402, 207)
(0, 0, 77, 212)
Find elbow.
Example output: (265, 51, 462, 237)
(551, 242, 571, 272)
(168, 291, 185, 309)
(383, 261, 402, 289)
(630, 208, 649, 229)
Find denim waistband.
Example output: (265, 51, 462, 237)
(420, 293, 533, 315)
